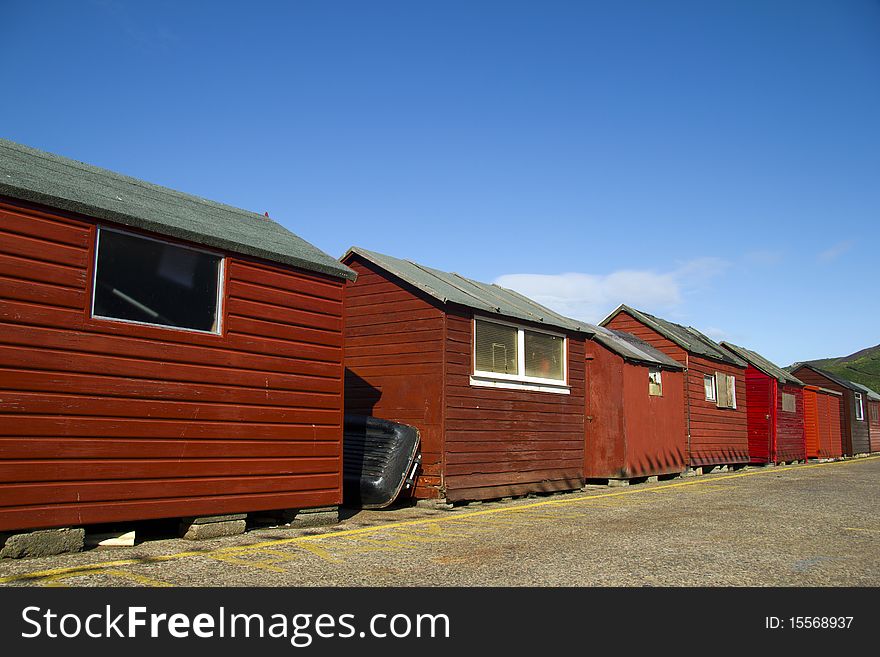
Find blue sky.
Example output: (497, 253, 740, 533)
(3, 0, 878, 365)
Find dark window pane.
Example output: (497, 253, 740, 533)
(524, 330, 564, 381)
(93, 229, 222, 332)
(475, 320, 518, 375)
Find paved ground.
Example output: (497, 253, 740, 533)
(1, 456, 878, 587)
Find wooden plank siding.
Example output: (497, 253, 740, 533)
(605, 311, 748, 466)
(803, 386, 820, 459)
(443, 310, 585, 501)
(342, 255, 587, 502)
(821, 392, 843, 459)
(743, 370, 803, 464)
(745, 367, 773, 464)
(0, 197, 345, 532)
(803, 386, 843, 460)
(583, 341, 626, 478)
(790, 367, 870, 456)
(622, 362, 687, 476)
(869, 400, 880, 453)
(342, 257, 446, 499)
(775, 383, 805, 462)
(584, 340, 686, 478)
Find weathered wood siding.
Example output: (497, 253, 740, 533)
(605, 311, 748, 466)
(620, 361, 687, 476)
(583, 341, 626, 478)
(443, 309, 585, 501)
(684, 355, 748, 466)
(790, 367, 869, 456)
(342, 256, 445, 498)
(868, 400, 880, 453)
(0, 198, 345, 532)
(775, 383, 805, 462)
(805, 386, 843, 459)
(745, 367, 773, 463)
(820, 391, 843, 459)
(803, 387, 820, 459)
(584, 342, 685, 478)
(744, 369, 804, 463)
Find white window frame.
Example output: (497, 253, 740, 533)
(648, 368, 663, 396)
(91, 226, 226, 335)
(854, 392, 864, 421)
(704, 375, 716, 402)
(470, 316, 569, 394)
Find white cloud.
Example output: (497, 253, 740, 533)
(818, 240, 854, 263)
(701, 327, 729, 342)
(494, 257, 728, 323)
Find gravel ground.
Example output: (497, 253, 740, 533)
(1, 456, 878, 587)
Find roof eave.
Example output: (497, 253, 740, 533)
(601, 304, 695, 354)
(0, 185, 358, 283)
(343, 246, 595, 336)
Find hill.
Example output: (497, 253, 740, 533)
(790, 344, 880, 393)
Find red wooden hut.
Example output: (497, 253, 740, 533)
(601, 305, 749, 469)
(585, 327, 687, 480)
(790, 365, 870, 456)
(852, 383, 880, 453)
(720, 342, 805, 464)
(802, 385, 843, 459)
(341, 247, 595, 502)
(0, 139, 355, 533)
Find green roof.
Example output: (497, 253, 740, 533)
(601, 304, 746, 367)
(343, 247, 596, 334)
(592, 327, 685, 370)
(0, 138, 355, 281)
(720, 342, 803, 386)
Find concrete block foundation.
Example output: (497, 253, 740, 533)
(0, 528, 85, 559)
(280, 507, 339, 528)
(179, 514, 247, 541)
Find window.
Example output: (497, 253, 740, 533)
(92, 228, 224, 333)
(871, 403, 879, 424)
(704, 375, 716, 401)
(648, 368, 663, 396)
(472, 318, 567, 389)
(854, 392, 864, 421)
(474, 320, 518, 375)
(714, 372, 737, 409)
(524, 330, 564, 380)
(781, 392, 796, 413)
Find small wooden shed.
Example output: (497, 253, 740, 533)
(0, 139, 356, 533)
(602, 305, 749, 468)
(790, 364, 870, 456)
(585, 327, 687, 480)
(802, 385, 843, 459)
(720, 342, 805, 464)
(851, 383, 880, 453)
(341, 247, 595, 502)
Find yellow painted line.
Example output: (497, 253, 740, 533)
(290, 542, 340, 562)
(1, 455, 876, 585)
